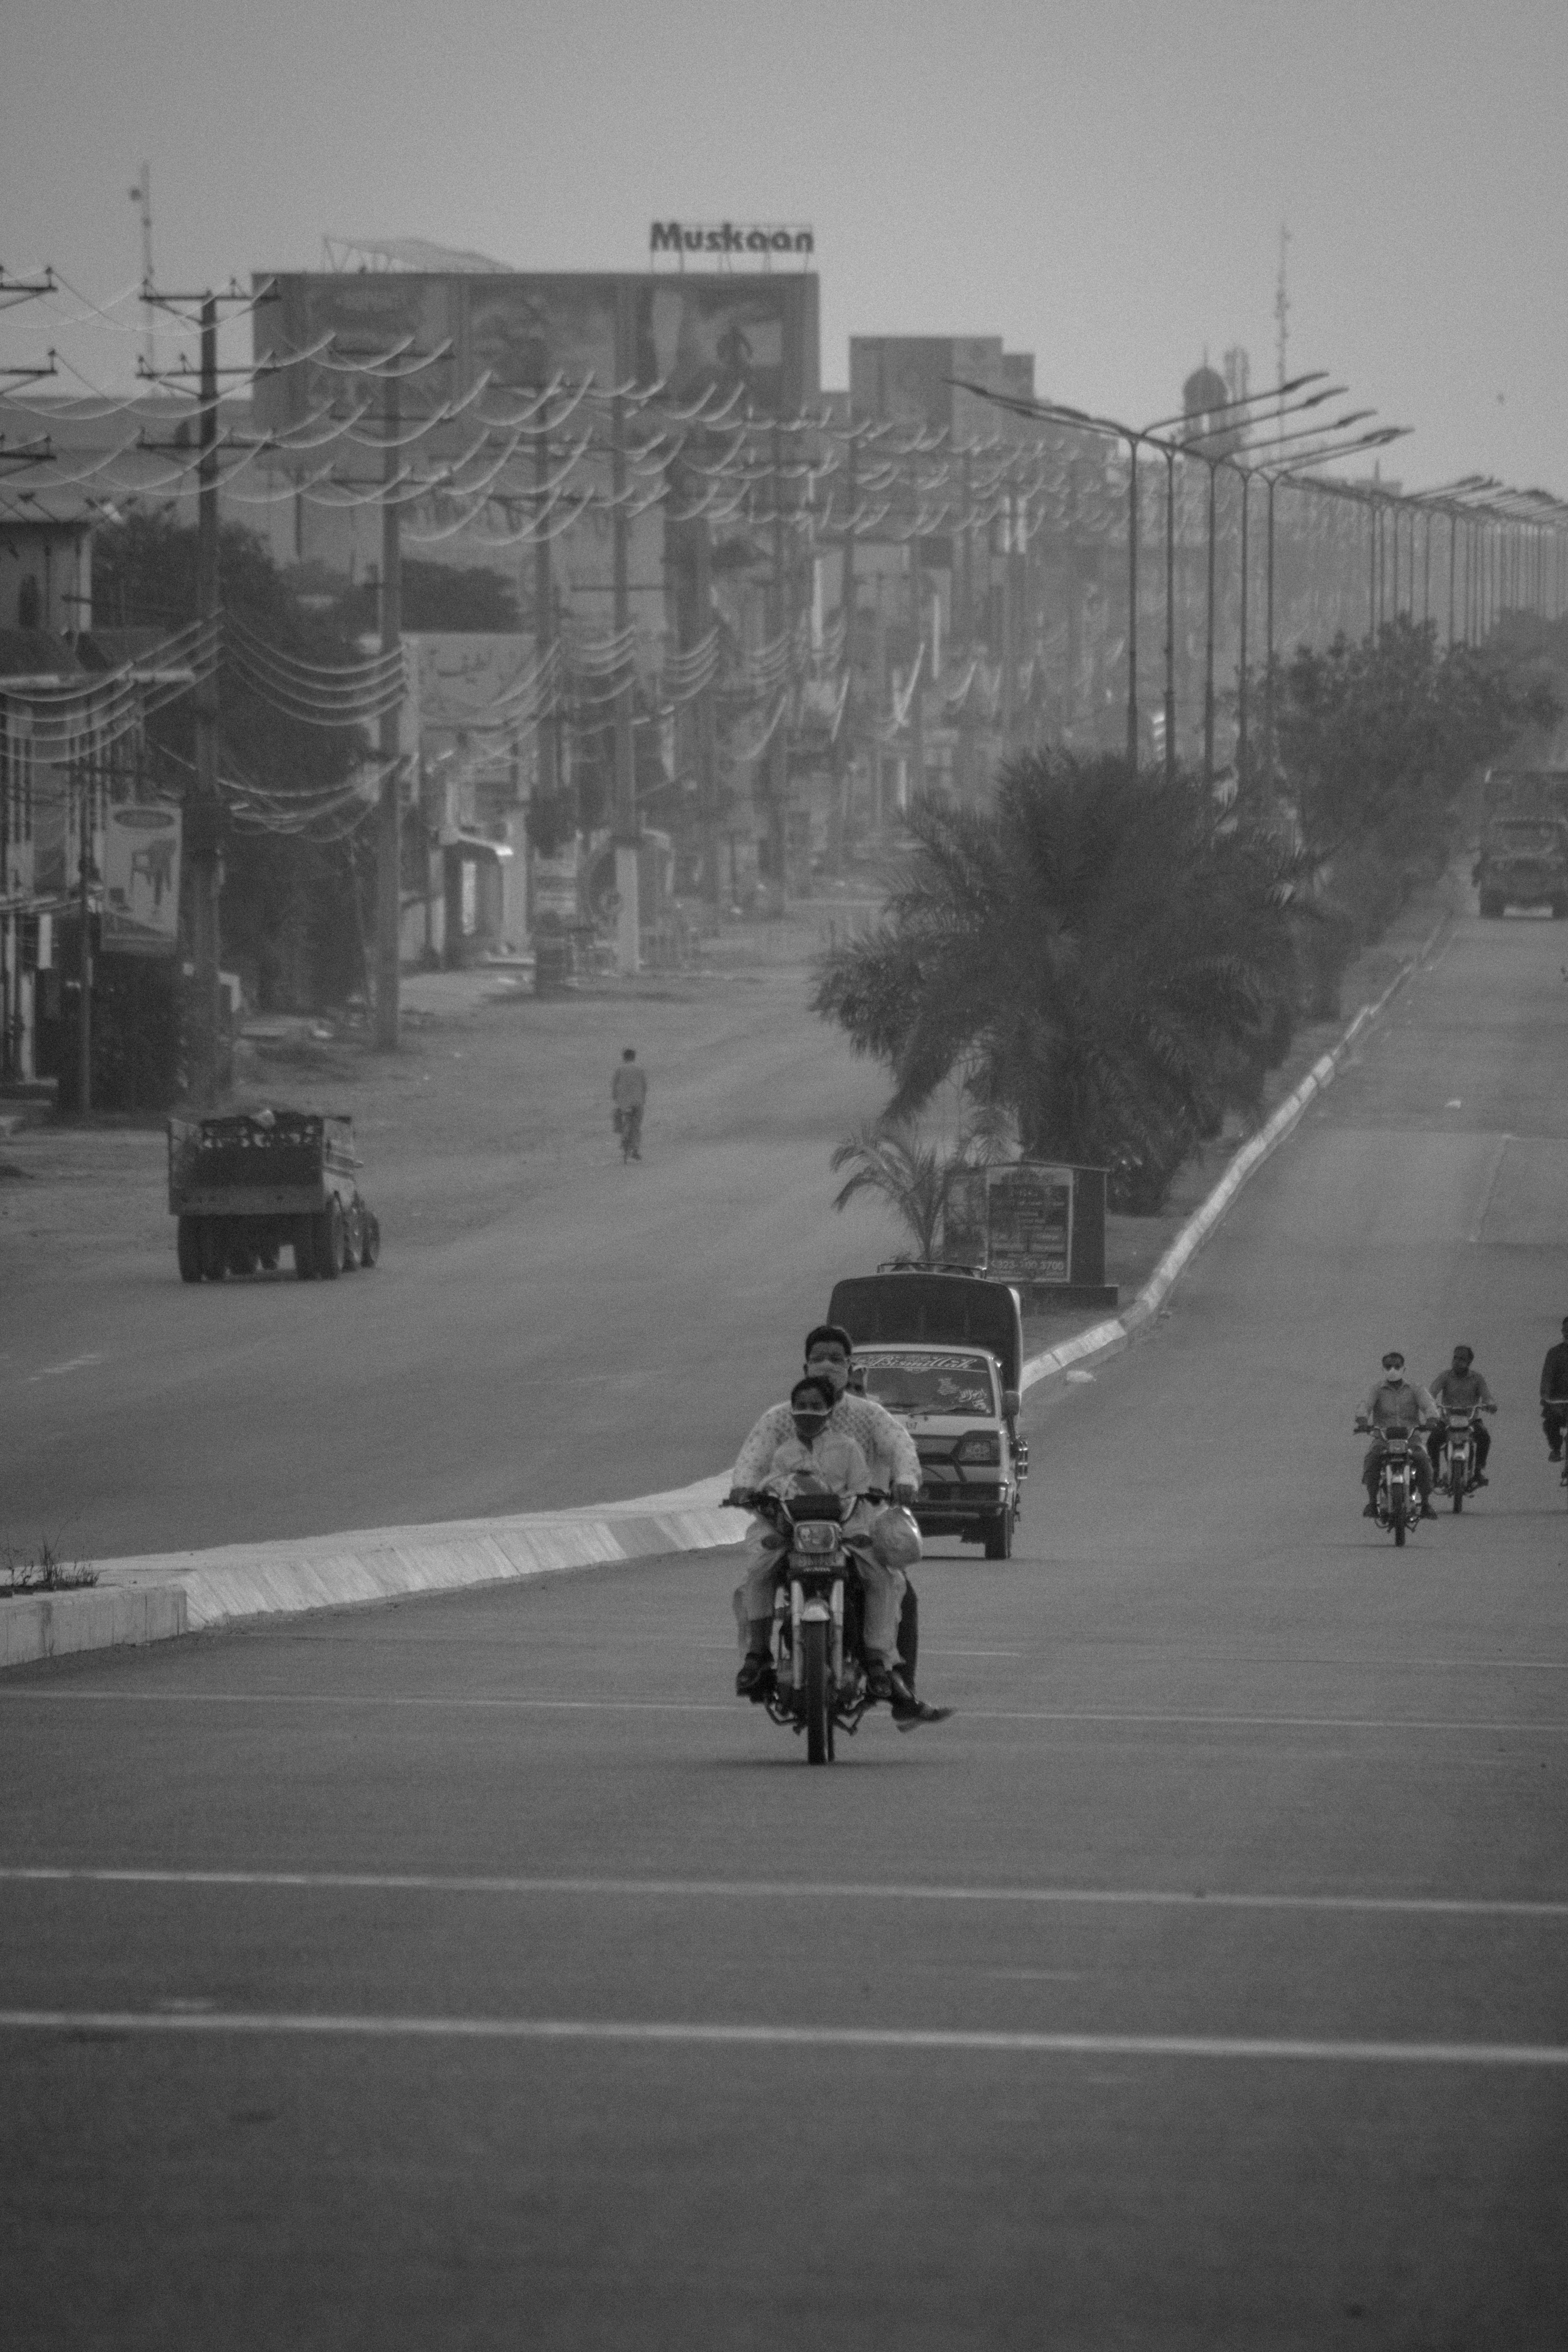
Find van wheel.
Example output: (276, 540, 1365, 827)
(198, 1221, 228, 1281)
(294, 1217, 318, 1280)
(317, 1198, 346, 1280)
(1553, 899, 1568, 920)
(1480, 892, 1504, 918)
(359, 1210, 381, 1268)
(342, 1199, 364, 1271)
(983, 1509, 1014, 1560)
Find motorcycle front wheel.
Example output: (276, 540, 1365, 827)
(802, 1619, 833, 1764)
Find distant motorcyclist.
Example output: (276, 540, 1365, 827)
(611, 1048, 646, 1160)
(1360, 1351, 1438, 1520)
(1426, 1346, 1497, 1486)
(1539, 1318, 1568, 1461)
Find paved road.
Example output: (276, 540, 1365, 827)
(3, 903, 1565, 2347)
(0, 972, 887, 1560)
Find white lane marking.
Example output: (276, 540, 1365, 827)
(3, 1690, 1560, 1733)
(24, 1352, 105, 1383)
(1468, 1131, 1512, 1243)
(0, 2009, 1562, 2066)
(4, 1867, 1564, 1920)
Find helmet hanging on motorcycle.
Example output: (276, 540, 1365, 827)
(871, 1504, 923, 1571)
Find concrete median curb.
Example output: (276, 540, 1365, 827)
(3, 912, 1446, 1672)
(1019, 911, 1448, 1400)
(0, 1582, 188, 1670)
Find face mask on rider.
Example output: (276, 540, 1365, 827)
(806, 1348, 851, 1399)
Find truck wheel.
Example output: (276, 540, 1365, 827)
(294, 1217, 318, 1280)
(198, 1220, 228, 1281)
(342, 1199, 364, 1271)
(258, 1240, 280, 1272)
(1480, 892, 1504, 918)
(176, 1217, 203, 1284)
(359, 1210, 381, 1269)
(1553, 899, 1568, 920)
(229, 1241, 259, 1278)
(318, 1198, 346, 1281)
(983, 1509, 1014, 1560)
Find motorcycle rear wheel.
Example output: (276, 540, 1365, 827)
(802, 1620, 832, 1765)
(1393, 1507, 1406, 1546)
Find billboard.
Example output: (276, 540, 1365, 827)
(408, 633, 536, 736)
(103, 803, 181, 956)
(255, 273, 818, 433)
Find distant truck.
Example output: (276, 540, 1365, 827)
(168, 1108, 380, 1283)
(1472, 813, 1568, 918)
(828, 1267, 1028, 1559)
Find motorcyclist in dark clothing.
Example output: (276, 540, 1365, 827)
(1426, 1347, 1497, 1487)
(1540, 1319, 1568, 1460)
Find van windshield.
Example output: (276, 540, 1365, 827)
(859, 1352, 997, 1417)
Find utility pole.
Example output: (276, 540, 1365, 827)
(694, 502, 718, 900)
(375, 371, 402, 1050)
(765, 416, 789, 909)
(1126, 442, 1140, 767)
(1202, 457, 1218, 785)
(1162, 446, 1177, 785)
(533, 390, 556, 806)
(190, 294, 222, 1102)
(611, 392, 640, 971)
(76, 760, 93, 1113)
(1064, 454, 1080, 739)
(1000, 463, 1016, 746)
(909, 526, 925, 803)
(128, 166, 155, 379)
(829, 427, 858, 866)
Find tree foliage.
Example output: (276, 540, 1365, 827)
(330, 560, 521, 636)
(93, 511, 374, 1009)
(1275, 616, 1558, 864)
(829, 1119, 1013, 1264)
(814, 752, 1299, 1208)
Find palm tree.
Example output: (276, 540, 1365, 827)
(814, 751, 1299, 1210)
(828, 1124, 997, 1265)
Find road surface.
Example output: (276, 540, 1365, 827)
(2, 902, 1565, 2347)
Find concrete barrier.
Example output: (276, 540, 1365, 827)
(0, 1582, 187, 1670)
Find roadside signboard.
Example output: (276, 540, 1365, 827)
(103, 804, 181, 956)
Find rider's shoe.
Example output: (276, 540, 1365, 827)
(1471, 1472, 1489, 1487)
(889, 1670, 952, 1730)
(1419, 1501, 1438, 1520)
(1362, 1501, 1378, 1518)
(735, 1652, 773, 1700)
(1551, 1444, 1563, 1463)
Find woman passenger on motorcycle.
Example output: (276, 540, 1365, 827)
(730, 1376, 907, 1703)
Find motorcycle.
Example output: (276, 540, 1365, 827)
(1356, 1416, 1425, 1545)
(746, 1485, 890, 1765)
(1435, 1406, 1493, 1511)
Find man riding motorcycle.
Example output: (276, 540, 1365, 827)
(726, 1324, 946, 1725)
(1539, 1318, 1568, 1461)
(1360, 1350, 1438, 1520)
(729, 1373, 907, 1704)
(1426, 1346, 1497, 1487)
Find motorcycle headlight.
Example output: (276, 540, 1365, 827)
(791, 1523, 837, 1553)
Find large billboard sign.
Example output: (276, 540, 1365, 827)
(103, 803, 181, 956)
(255, 273, 819, 434)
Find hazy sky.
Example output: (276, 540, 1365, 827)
(5, 0, 1566, 492)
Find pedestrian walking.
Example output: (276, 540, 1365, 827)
(612, 1047, 647, 1161)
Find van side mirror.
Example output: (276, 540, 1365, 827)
(1004, 1390, 1020, 1420)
